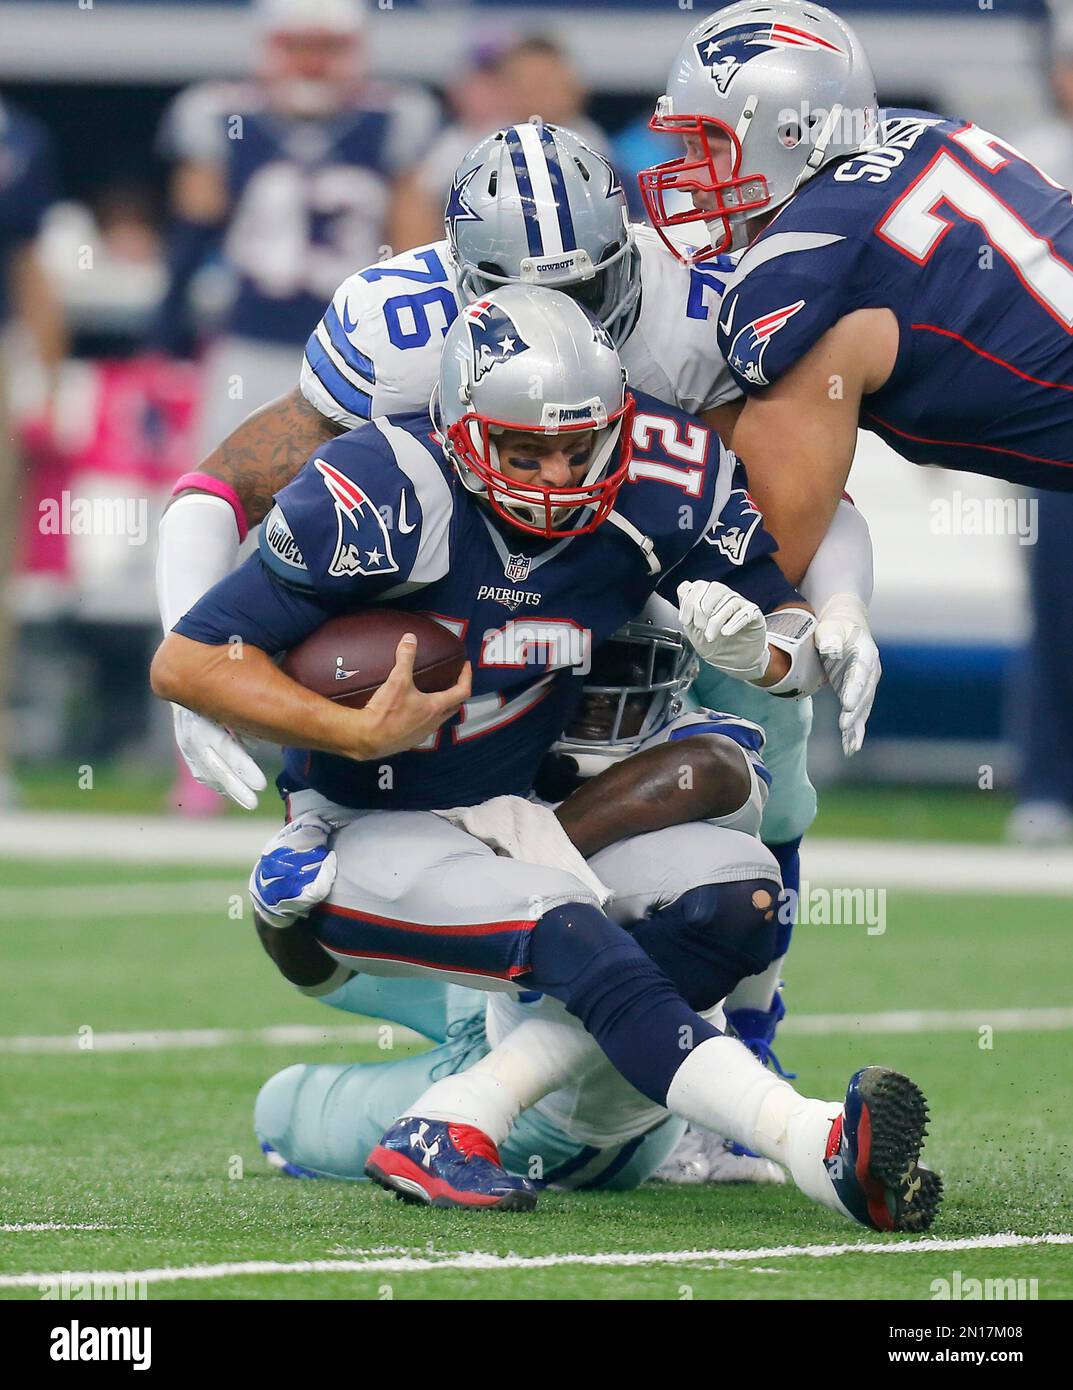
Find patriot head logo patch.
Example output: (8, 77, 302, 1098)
(703, 487, 764, 565)
(728, 299, 805, 387)
(464, 299, 531, 383)
(696, 21, 846, 94)
(314, 458, 399, 580)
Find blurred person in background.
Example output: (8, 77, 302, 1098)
(392, 34, 514, 251)
(1006, 2, 1073, 845)
(396, 34, 612, 252)
(148, 0, 438, 812)
(148, 0, 439, 455)
(0, 91, 67, 810)
(499, 35, 609, 154)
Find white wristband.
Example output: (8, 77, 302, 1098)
(763, 608, 826, 698)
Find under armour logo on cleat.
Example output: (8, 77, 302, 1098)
(409, 1122, 441, 1169)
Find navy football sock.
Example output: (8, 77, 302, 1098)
(525, 902, 720, 1105)
(768, 836, 802, 957)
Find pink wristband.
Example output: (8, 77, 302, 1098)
(171, 472, 249, 542)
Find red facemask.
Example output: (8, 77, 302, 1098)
(446, 397, 636, 540)
(638, 112, 770, 263)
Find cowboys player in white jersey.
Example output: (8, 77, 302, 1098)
(252, 614, 782, 1193)
(156, 119, 879, 1182)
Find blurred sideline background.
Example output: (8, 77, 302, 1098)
(0, 0, 1071, 843)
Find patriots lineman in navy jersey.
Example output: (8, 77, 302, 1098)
(641, 1, 1073, 583)
(150, 0, 437, 451)
(152, 285, 940, 1230)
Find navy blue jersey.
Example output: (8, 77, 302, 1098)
(0, 99, 58, 322)
(161, 81, 437, 346)
(717, 110, 1073, 492)
(175, 392, 799, 812)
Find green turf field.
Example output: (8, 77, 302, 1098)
(12, 761, 1024, 842)
(1, 851, 1071, 1301)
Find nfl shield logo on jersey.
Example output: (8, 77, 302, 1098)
(505, 553, 532, 584)
(696, 21, 846, 94)
(464, 299, 531, 382)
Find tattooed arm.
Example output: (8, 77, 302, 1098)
(171, 387, 344, 525)
(157, 387, 345, 809)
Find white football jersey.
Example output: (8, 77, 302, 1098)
(299, 227, 741, 430)
(623, 225, 741, 415)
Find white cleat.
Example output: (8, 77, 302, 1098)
(704, 1137, 786, 1185)
(654, 1125, 786, 1185)
(653, 1124, 712, 1183)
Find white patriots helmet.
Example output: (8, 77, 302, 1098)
(639, 1, 879, 261)
(446, 120, 641, 347)
(434, 283, 635, 539)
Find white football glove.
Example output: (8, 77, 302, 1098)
(815, 594, 882, 757)
(172, 705, 268, 811)
(250, 815, 338, 930)
(677, 580, 771, 682)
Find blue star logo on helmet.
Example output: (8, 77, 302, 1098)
(463, 299, 531, 383)
(445, 165, 483, 239)
(697, 20, 846, 94)
(582, 145, 623, 203)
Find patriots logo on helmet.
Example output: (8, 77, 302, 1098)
(445, 165, 483, 239)
(464, 299, 531, 382)
(314, 458, 400, 579)
(696, 21, 846, 94)
(728, 299, 805, 387)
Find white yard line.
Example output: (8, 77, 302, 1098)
(3, 1005, 1068, 1056)
(0, 813, 271, 866)
(2, 1233, 1070, 1288)
(3, 812, 1073, 895)
(0, 1224, 110, 1233)
(2, 881, 242, 919)
(0, 1023, 415, 1054)
(781, 1006, 1073, 1036)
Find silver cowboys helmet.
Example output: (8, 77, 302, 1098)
(639, 1, 879, 261)
(434, 283, 634, 539)
(446, 119, 641, 346)
(554, 607, 699, 775)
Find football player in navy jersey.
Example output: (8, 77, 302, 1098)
(154, 118, 879, 1182)
(640, 0, 1073, 584)
(152, 285, 940, 1230)
(149, 0, 438, 454)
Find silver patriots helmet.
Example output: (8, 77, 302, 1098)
(434, 283, 634, 539)
(554, 611, 699, 775)
(639, 1, 879, 261)
(446, 120, 641, 347)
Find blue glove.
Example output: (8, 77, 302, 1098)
(250, 815, 338, 929)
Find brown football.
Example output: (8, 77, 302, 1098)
(280, 610, 466, 709)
